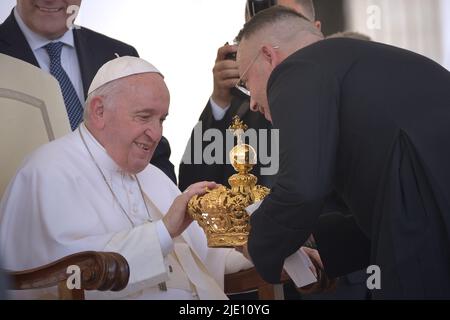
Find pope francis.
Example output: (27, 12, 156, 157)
(0, 56, 252, 299)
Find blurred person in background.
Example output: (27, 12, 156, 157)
(0, 0, 176, 183)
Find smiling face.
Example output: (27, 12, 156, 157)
(16, 0, 82, 39)
(94, 73, 169, 174)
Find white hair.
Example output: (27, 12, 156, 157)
(83, 80, 122, 124)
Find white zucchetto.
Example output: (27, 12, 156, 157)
(88, 56, 163, 95)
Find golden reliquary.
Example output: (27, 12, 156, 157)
(187, 116, 270, 248)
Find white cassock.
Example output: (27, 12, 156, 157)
(0, 124, 252, 299)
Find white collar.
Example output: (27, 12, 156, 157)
(79, 123, 125, 174)
(14, 6, 75, 51)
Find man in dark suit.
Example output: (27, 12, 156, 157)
(0, 0, 176, 183)
(180, 1, 369, 300)
(237, 6, 450, 299)
(179, 0, 320, 192)
(177, 47, 274, 191)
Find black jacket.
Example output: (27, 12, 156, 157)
(248, 38, 450, 299)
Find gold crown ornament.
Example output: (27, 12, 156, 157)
(187, 116, 270, 248)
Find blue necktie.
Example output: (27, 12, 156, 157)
(45, 42, 83, 131)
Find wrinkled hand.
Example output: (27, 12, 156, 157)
(211, 44, 239, 108)
(297, 247, 338, 295)
(163, 181, 218, 238)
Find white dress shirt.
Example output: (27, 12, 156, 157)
(209, 96, 231, 121)
(14, 7, 85, 104)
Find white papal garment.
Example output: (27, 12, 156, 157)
(0, 124, 252, 299)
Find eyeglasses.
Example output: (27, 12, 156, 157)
(235, 46, 279, 97)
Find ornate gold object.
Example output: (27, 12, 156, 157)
(188, 116, 270, 247)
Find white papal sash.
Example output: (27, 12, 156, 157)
(142, 193, 228, 300)
(173, 241, 228, 300)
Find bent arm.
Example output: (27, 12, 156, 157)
(248, 61, 340, 283)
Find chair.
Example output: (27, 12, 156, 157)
(6, 251, 129, 300)
(0, 53, 70, 196)
(7, 255, 284, 300)
(225, 267, 290, 300)
(0, 54, 128, 300)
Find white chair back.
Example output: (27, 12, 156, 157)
(0, 53, 71, 196)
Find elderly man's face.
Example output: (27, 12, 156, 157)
(102, 73, 169, 175)
(16, 0, 82, 39)
(237, 44, 273, 122)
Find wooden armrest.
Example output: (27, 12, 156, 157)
(6, 251, 129, 299)
(224, 267, 290, 300)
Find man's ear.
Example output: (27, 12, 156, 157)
(88, 96, 106, 129)
(261, 45, 281, 68)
